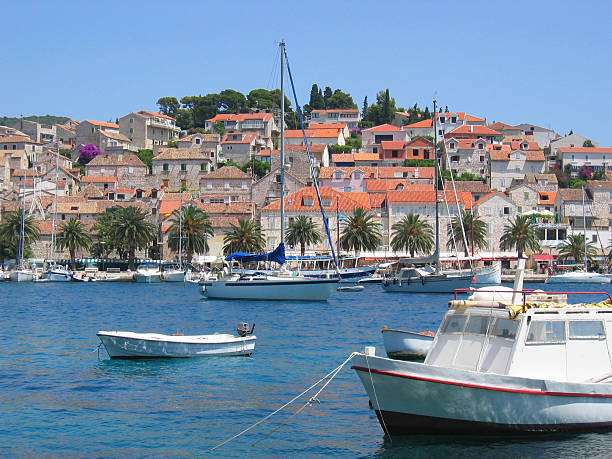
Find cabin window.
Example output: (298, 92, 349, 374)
(490, 318, 519, 340)
(568, 321, 605, 339)
(440, 314, 467, 334)
(465, 316, 491, 335)
(526, 321, 566, 344)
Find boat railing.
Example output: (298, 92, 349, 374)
(453, 289, 612, 312)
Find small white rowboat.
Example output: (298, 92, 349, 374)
(382, 326, 435, 360)
(97, 323, 256, 358)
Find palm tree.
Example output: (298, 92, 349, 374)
(167, 205, 214, 262)
(499, 215, 540, 259)
(340, 207, 382, 254)
(447, 211, 487, 257)
(391, 214, 434, 257)
(558, 234, 597, 266)
(57, 218, 92, 271)
(223, 220, 266, 255)
(111, 206, 157, 270)
(0, 210, 40, 260)
(286, 216, 322, 255)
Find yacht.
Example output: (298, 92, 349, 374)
(353, 290, 612, 434)
(38, 265, 72, 282)
(134, 263, 162, 283)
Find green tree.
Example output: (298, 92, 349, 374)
(241, 159, 270, 179)
(218, 89, 247, 113)
(326, 89, 357, 109)
(156, 97, 180, 117)
(362, 96, 368, 118)
(166, 205, 214, 262)
(391, 214, 434, 256)
(323, 86, 333, 108)
(57, 218, 92, 271)
(499, 215, 540, 259)
(583, 139, 595, 147)
(0, 210, 40, 260)
(381, 89, 393, 124)
(286, 216, 322, 255)
(447, 211, 487, 257)
(309, 84, 325, 110)
(558, 234, 597, 266)
(340, 208, 382, 254)
(175, 108, 193, 130)
(213, 121, 226, 137)
(136, 149, 153, 174)
(223, 220, 266, 255)
(111, 206, 157, 270)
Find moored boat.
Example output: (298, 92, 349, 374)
(382, 326, 435, 360)
(9, 269, 34, 282)
(97, 323, 256, 358)
(134, 263, 162, 283)
(382, 267, 473, 293)
(353, 291, 612, 434)
(39, 265, 72, 282)
(546, 270, 612, 284)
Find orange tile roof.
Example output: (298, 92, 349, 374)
(446, 125, 502, 136)
(331, 154, 354, 163)
(406, 137, 434, 147)
(369, 193, 387, 208)
(362, 123, 401, 132)
(84, 120, 119, 129)
(139, 110, 175, 120)
(221, 133, 257, 144)
(381, 140, 406, 150)
(403, 119, 433, 128)
(559, 188, 590, 202)
(557, 147, 612, 154)
(284, 129, 342, 139)
(465, 115, 485, 122)
(202, 165, 251, 179)
(262, 186, 372, 212)
(81, 176, 117, 183)
(354, 153, 380, 161)
(487, 122, 518, 131)
(387, 190, 472, 209)
(473, 191, 500, 206)
(286, 144, 328, 153)
(308, 123, 348, 130)
(0, 135, 39, 143)
(489, 149, 545, 161)
(538, 191, 557, 205)
(508, 140, 540, 151)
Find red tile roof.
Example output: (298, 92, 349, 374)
(310, 109, 359, 115)
(557, 147, 612, 154)
(487, 122, 518, 131)
(559, 188, 590, 202)
(0, 135, 39, 144)
(362, 123, 401, 132)
(403, 119, 433, 128)
(262, 187, 372, 212)
(381, 140, 406, 150)
(284, 129, 342, 139)
(354, 153, 381, 161)
(366, 180, 434, 192)
(332, 154, 354, 163)
(221, 133, 257, 144)
(81, 176, 117, 183)
(387, 190, 472, 209)
(446, 125, 502, 136)
(84, 120, 119, 129)
(139, 110, 175, 120)
(308, 123, 348, 130)
(489, 149, 545, 161)
(508, 140, 540, 151)
(538, 191, 557, 205)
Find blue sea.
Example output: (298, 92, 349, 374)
(2, 281, 612, 457)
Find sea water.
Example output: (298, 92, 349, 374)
(2, 282, 612, 457)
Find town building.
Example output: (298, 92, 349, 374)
(402, 112, 486, 138)
(119, 111, 181, 149)
(444, 138, 488, 178)
(251, 167, 306, 211)
(20, 119, 56, 144)
(444, 125, 503, 144)
(152, 148, 214, 190)
(308, 109, 361, 129)
(515, 123, 558, 148)
(558, 147, 612, 175)
(199, 166, 253, 202)
(473, 192, 518, 252)
(443, 181, 491, 203)
(361, 124, 408, 155)
(205, 113, 277, 146)
(488, 144, 546, 191)
(220, 132, 260, 164)
(84, 153, 148, 189)
(285, 128, 345, 147)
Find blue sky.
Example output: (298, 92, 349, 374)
(3, 1, 611, 144)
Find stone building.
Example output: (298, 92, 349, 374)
(84, 153, 147, 189)
(473, 192, 518, 252)
(444, 138, 488, 178)
(152, 148, 213, 190)
(199, 166, 253, 202)
(119, 111, 181, 149)
(251, 167, 306, 212)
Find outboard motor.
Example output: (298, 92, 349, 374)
(237, 323, 250, 337)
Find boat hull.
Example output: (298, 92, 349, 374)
(382, 328, 434, 360)
(201, 278, 339, 301)
(546, 272, 612, 284)
(39, 270, 72, 282)
(134, 273, 161, 283)
(382, 275, 472, 293)
(9, 271, 34, 282)
(97, 332, 255, 358)
(352, 354, 612, 434)
(163, 271, 186, 282)
(473, 262, 502, 284)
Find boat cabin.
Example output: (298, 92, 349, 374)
(426, 306, 612, 383)
(397, 266, 435, 279)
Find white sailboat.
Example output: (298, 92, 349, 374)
(383, 100, 472, 294)
(10, 167, 33, 282)
(200, 41, 339, 301)
(547, 186, 612, 284)
(40, 142, 71, 282)
(162, 190, 189, 282)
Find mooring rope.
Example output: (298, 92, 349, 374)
(365, 353, 392, 441)
(210, 352, 357, 452)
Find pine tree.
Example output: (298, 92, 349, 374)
(382, 89, 392, 124)
(323, 86, 333, 108)
(445, 105, 449, 113)
(424, 106, 431, 119)
(309, 84, 319, 108)
(362, 96, 368, 117)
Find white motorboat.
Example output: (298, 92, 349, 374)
(162, 264, 189, 282)
(353, 291, 612, 434)
(383, 267, 473, 293)
(97, 323, 256, 358)
(39, 265, 72, 282)
(9, 269, 34, 282)
(134, 263, 162, 283)
(201, 271, 338, 301)
(472, 261, 502, 284)
(382, 326, 435, 360)
(546, 270, 612, 284)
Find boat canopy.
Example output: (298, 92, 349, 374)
(225, 243, 286, 265)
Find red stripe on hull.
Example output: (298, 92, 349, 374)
(352, 366, 612, 398)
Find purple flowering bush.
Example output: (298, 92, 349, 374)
(578, 166, 593, 181)
(79, 144, 101, 164)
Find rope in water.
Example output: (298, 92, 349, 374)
(210, 352, 357, 452)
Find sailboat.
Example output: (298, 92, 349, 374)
(201, 41, 339, 301)
(40, 143, 71, 282)
(10, 156, 34, 282)
(382, 100, 473, 293)
(546, 186, 612, 284)
(162, 190, 189, 282)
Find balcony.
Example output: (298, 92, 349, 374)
(241, 122, 264, 129)
(146, 119, 180, 131)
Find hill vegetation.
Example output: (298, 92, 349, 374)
(0, 115, 71, 128)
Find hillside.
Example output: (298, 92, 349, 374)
(0, 115, 71, 128)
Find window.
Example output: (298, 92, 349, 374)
(568, 321, 605, 339)
(224, 181, 229, 189)
(451, 116, 457, 123)
(303, 198, 314, 206)
(201, 163, 206, 171)
(195, 138, 201, 145)
(206, 181, 212, 189)
(526, 321, 566, 343)
(478, 143, 484, 149)
(592, 234, 598, 243)
(393, 150, 399, 158)
(449, 143, 455, 149)
(108, 192, 115, 200)
(334, 171, 343, 179)
(353, 171, 362, 180)
(524, 192, 529, 200)
(130, 118, 133, 123)
(480, 155, 485, 162)
(438, 130, 443, 136)
(163, 163, 168, 171)
(503, 207, 510, 215)
(128, 167, 133, 173)
(491, 318, 519, 339)
(372, 147, 378, 154)
(344, 186, 352, 192)
(465, 316, 491, 335)
(181, 179, 187, 188)
(129, 127, 133, 134)
(117, 194, 125, 200)
(322, 199, 332, 207)
(440, 116, 446, 124)
(412, 149, 419, 157)
(424, 150, 430, 159)
(242, 182, 247, 189)
(181, 163, 187, 171)
(440, 314, 467, 334)
(451, 155, 460, 163)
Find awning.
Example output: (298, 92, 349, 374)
(533, 254, 554, 261)
(225, 243, 286, 264)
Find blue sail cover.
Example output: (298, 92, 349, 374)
(225, 243, 286, 264)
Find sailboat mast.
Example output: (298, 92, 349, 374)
(179, 189, 183, 265)
(433, 99, 440, 274)
(51, 142, 59, 264)
(582, 185, 588, 271)
(280, 40, 286, 245)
